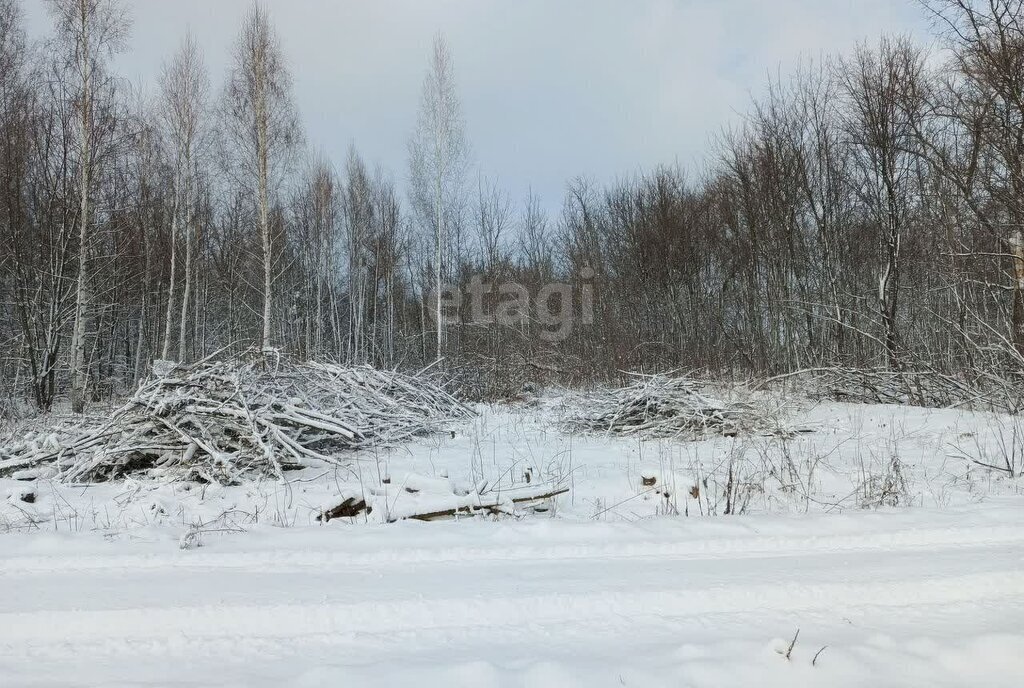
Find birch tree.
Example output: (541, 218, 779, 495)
(0, 0, 46, 405)
(46, 0, 129, 412)
(408, 33, 469, 362)
(128, 100, 161, 384)
(158, 32, 208, 362)
(371, 170, 404, 367)
(344, 148, 373, 362)
(292, 157, 340, 358)
(223, 2, 300, 352)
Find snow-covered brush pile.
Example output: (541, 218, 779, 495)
(562, 374, 770, 439)
(0, 357, 473, 484)
(764, 367, 1024, 412)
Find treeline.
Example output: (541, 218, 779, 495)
(1, 0, 1023, 411)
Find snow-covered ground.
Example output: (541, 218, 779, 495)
(1, 395, 1023, 686)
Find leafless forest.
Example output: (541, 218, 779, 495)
(1, 0, 1023, 414)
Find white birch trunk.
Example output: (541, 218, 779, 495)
(69, 0, 92, 414)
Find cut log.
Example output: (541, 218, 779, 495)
(317, 497, 372, 522)
(393, 486, 569, 523)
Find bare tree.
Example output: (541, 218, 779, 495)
(0, 0, 45, 404)
(344, 147, 373, 362)
(222, 2, 300, 352)
(46, 0, 129, 412)
(8, 0, 1024, 409)
(519, 189, 552, 280)
(292, 156, 340, 358)
(128, 96, 162, 384)
(370, 168, 406, 367)
(474, 174, 511, 272)
(789, 62, 855, 360)
(0, 0, 22, 97)
(839, 37, 927, 367)
(408, 32, 470, 362)
(921, 0, 1024, 356)
(158, 31, 208, 362)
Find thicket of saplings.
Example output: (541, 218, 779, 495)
(3, 0, 1024, 476)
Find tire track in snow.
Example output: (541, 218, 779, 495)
(0, 570, 1020, 651)
(2, 524, 1023, 576)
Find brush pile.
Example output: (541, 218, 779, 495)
(764, 367, 1024, 412)
(0, 355, 472, 484)
(810, 368, 967, 407)
(563, 374, 766, 439)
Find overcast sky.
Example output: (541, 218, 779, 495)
(23, 0, 929, 212)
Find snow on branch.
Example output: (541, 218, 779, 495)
(0, 353, 473, 484)
(562, 373, 771, 439)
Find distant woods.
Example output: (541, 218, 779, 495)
(1, 0, 1023, 410)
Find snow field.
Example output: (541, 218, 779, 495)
(0, 395, 1022, 686)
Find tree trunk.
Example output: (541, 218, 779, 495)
(434, 172, 443, 362)
(69, 11, 92, 414)
(162, 179, 179, 360)
(257, 89, 272, 352)
(177, 173, 194, 362)
(1010, 230, 1024, 357)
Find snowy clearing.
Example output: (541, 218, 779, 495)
(6, 0, 1024, 683)
(2, 396, 1023, 686)
(1, 505, 1022, 687)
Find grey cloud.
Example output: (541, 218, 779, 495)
(22, 0, 927, 209)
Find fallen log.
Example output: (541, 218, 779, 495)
(317, 496, 372, 522)
(316, 483, 569, 524)
(394, 486, 569, 523)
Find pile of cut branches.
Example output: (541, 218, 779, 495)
(760, 367, 1024, 412)
(0, 354, 472, 484)
(563, 373, 767, 439)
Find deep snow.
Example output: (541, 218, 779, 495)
(1, 395, 1022, 686)
(1, 505, 1022, 687)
